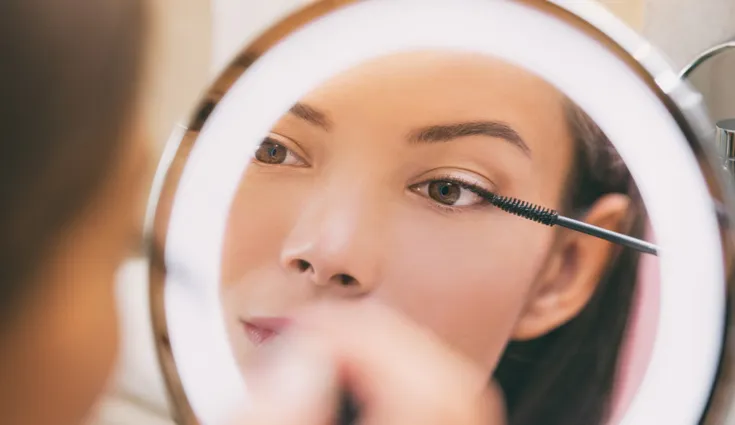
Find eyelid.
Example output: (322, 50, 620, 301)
(415, 169, 497, 193)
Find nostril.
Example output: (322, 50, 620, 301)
(336, 274, 356, 286)
(295, 259, 312, 273)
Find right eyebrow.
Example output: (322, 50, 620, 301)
(288, 102, 332, 131)
(408, 121, 532, 157)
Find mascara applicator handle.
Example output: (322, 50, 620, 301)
(555, 216, 659, 256)
(487, 193, 659, 256)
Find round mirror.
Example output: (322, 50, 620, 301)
(145, 1, 735, 425)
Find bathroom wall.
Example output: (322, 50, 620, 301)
(600, 0, 735, 120)
(144, 0, 735, 153)
(641, 0, 734, 68)
(598, 0, 645, 30)
(141, 0, 211, 153)
(211, 0, 313, 74)
(640, 0, 735, 122)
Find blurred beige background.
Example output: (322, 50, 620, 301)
(94, 1, 735, 425)
(140, 0, 650, 155)
(141, 0, 733, 156)
(141, 0, 211, 156)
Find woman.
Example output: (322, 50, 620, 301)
(0, 2, 502, 425)
(221, 51, 644, 425)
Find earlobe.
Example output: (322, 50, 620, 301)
(511, 194, 632, 340)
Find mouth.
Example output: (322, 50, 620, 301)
(239, 317, 291, 346)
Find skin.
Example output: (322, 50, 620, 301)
(235, 302, 507, 425)
(220, 50, 631, 376)
(0, 123, 149, 425)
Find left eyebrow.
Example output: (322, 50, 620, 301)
(288, 102, 332, 131)
(407, 121, 531, 157)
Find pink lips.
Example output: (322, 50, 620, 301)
(240, 317, 291, 345)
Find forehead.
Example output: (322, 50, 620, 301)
(299, 51, 575, 193)
(303, 50, 566, 123)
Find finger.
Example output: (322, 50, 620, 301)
(484, 381, 508, 425)
(229, 332, 340, 425)
(296, 300, 488, 391)
(291, 300, 497, 424)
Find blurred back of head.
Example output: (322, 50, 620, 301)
(0, 0, 146, 321)
(0, 2, 147, 425)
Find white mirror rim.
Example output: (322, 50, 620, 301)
(157, 1, 725, 424)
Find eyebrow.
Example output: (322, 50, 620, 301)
(288, 102, 530, 157)
(288, 102, 332, 130)
(408, 121, 531, 157)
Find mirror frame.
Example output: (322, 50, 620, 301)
(143, 1, 735, 424)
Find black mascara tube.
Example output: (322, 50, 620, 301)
(555, 216, 658, 255)
(337, 390, 360, 425)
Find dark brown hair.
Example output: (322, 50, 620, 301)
(0, 1, 146, 323)
(493, 100, 645, 425)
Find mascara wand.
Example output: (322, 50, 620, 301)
(486, 194, 659, 256)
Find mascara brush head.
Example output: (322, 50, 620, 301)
(486, 194, 559, 226)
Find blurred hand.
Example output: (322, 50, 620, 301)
(232, 301, 506, 425)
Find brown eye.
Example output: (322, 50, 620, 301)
(254, 139, 288, 164)
(253, 137, 306, 166)
(413, 177, 488, 209)
(428, 181, 461, 205)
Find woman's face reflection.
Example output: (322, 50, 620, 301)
(220, 51, 626, 376)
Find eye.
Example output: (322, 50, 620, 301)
(253, 138, 305, 166)
(413, 179, 487, 207)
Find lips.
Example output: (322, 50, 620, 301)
(240, 317, 291, 346)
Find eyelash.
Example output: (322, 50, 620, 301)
(412, 175, 497, 214)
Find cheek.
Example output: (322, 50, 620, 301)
(219, 175, 315, 367)
(381, 213, 553, 372)
(220, 175, 315, 316)
(221, 175, 304, 283)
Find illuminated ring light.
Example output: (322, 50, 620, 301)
(145, 1, 729, 425)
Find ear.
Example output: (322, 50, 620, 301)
(511, 193, 632, 340)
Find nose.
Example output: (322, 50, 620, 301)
(287, 257, 359, 288)
(279, 186, 382, 296)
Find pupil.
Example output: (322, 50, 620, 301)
(255, 139, 287, 164)
(428, 181, 460, 205)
